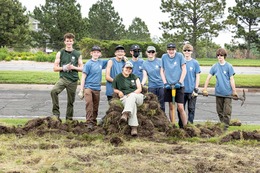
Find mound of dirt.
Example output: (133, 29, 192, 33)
(221, 130, 260, 143)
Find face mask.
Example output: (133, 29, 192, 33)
(133, 51, 140, 58)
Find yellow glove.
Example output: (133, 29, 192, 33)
(202, 89, 208, 97)
(78, 89, 84, 100)
(232, 92, 239, 100)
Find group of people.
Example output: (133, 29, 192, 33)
(50, 32, 238, 136)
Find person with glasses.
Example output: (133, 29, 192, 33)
(78, 46, 108, 129)
(113, 61, 144, 136)
(141, 46, 165, 112)
(129, 44, 144, 82)
(177, 44, 201, 128)
(160, 43, 187, 127)
(202, 48, 238, 131)
(105, 45, 126, 102)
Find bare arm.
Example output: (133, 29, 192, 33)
(105, 60, 113, 82)
(141, 70, 148, 86)
(134, 78, 142, 94)
(160, 67, 167, 84)
(230, 76, 237, 93)
(195, 73, 200, 88)
(179, 64, 187, 84)
(80, 72, 87, 90)
(53, 52, 62, 72)
(203, 74, 212, 90)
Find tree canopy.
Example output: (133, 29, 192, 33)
(160, 0, 226, 57)
(87, 0, 126, 40)
(225, 0, 260, 58)
(31, 0, 88, 50)
(0, 0, 29, 47)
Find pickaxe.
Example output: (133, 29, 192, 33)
(199, 89, 246, 106)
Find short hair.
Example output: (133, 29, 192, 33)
(64, 33, 75, 40)
(216, 48, 227, 58)
(183, 44, 193, 51)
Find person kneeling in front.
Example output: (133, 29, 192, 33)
(112, 61, 144, 136)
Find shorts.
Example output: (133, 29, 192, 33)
(164, 87, 185, 104)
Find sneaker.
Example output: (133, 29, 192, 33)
(120, 111, 130, 123)
(131, 126, 138, 136)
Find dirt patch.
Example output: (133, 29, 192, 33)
(221, 130, 260, 143)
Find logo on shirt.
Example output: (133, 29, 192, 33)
(139, 66, 142, 69)
(71, 56, 75, 63)
(174, 62, 177, 66)
(155, 65, 159, 69)
(99, 65, 102, 69)
(223, 70, 227, 74)
(190, 67, 193, 71)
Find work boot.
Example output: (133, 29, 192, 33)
(131, 126, 138, 136)
(120, 111, 130, 123)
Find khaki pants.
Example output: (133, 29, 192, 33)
(121, 93, 144, 126)
(84, 88, 100, 125)
(216, 96, 232, 127)
(50, 77, 78, 120)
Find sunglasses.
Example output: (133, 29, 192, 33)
(147, 51, 155, 54)
(217, 54, 224, 57)
(183, 50, 192, 52)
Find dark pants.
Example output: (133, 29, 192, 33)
(50, 77, 78, 120)
(216, 96, 232, 127)
(178, 93, 197, 128)
(84, 88, 100, 125)
(148, 87, 165, 112)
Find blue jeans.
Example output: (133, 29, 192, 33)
(148, 87, 165, 112)
(177, 93, 197, 128)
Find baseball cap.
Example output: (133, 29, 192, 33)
(147, 46, 156, 52)
(115, 45, 125, 51)
(167, 43, 176, 49)
(123, 61, 133, 68)
(130, 44, 141, 51)
(91, 46, 101, 52)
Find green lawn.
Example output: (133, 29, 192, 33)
(0, 70, 260, 87)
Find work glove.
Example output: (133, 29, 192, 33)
(174, 82, 182, 89)
(62, 64, 69, 72)
(122, 56, 128, 62)
(78, 89, 84, 100)
(192, 88, 199, 97)
(164, 83, 171, 90)
(232, 92, 239, 100)
(202, 89, 208, 97)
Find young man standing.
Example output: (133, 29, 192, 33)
(78, 46, 107, 129)
(105, 45, 126, 101)
(203, 48, 238, 130)
(160, 43, 187, 127)
(177, 44, 201, 128)
(141, 46, 165, 112)
(129, 44, 144, 82)
(50, 33, 83, 120)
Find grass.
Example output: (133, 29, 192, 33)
(197, 58, 260, 67)
(1, 70, 260, 87)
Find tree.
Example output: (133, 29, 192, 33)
(87, 0, 125, 40)
(0, 0, 30, 47)
(225, 0, 260, 58)
(125, 17, 152, 42)
(31, 0, 88, 50)
(160, 0, 226, 57)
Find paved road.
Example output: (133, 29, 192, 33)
(1, 60, 260, 74)
(0, 84, 259, 124)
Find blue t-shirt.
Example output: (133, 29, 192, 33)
(83, 59, 107, 91)
(142, 58, 164, 88)
(209, 62, 235, 96)
(161, 52, 186, 85)
(130, 59, 144, 81)
(184, 58, 201, 93)
(106, 58, 125, 96)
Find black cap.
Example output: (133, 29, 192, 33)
(130, 44, 141, 51)
(91, 45, 101, 51)
(115, 45, 125, 51)
(167, 43, 176, 49)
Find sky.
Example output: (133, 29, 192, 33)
(19, 0, 237, 47)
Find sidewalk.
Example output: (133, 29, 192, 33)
(1, 84, 259, 93)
